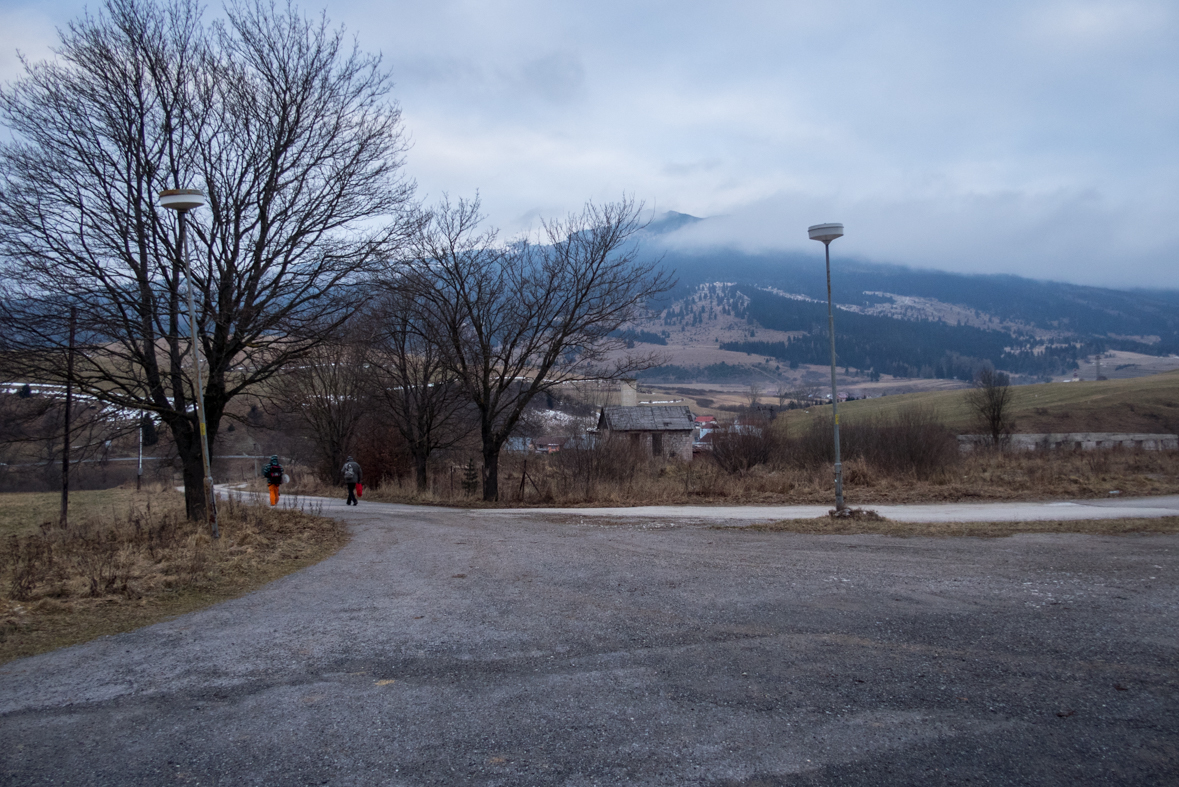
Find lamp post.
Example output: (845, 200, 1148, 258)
(159, 188, 219, 538)
(808, 222, 845, 512)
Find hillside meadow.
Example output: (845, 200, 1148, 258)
(777, 369, 1179, 436)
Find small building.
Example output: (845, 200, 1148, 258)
(531, 436, 567, 454)
(598, 405, 694, 461)
(693, 429, 717, 454)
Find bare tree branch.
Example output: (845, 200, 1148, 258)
(966, 365, 1015, 448)
(0, 0, 416, 518)
(405, 195, 673, 501)
(363, 287, 475, 491)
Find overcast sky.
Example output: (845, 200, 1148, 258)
(2, 0, 1176, 289)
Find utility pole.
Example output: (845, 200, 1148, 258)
(59, 305, 76, 528)
(137, 417, 143, 492)
(809, 223, 846, 512)
(159, 188, 219, 538)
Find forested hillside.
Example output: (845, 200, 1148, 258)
(631, 228, 1179, 382)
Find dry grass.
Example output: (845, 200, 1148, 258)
(738, 515, 1179, 538)
(366, 446, 1179, 508)
(0, 488, 150, 538)
(0, 486, 348, 664)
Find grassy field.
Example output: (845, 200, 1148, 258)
(0, 487, 349, 664)
(0, 488, 159, 539)
(776, 370, 1179, 435)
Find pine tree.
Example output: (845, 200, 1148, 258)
(461, 459, 480, 496)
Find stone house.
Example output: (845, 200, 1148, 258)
(597, 405, 694, 461)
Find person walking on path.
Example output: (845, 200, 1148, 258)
(263, 455, 284, 506)
(342, 456, 363, 505)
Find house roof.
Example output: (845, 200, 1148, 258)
(599, 405, 693, 432)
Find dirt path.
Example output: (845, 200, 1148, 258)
(2, 501, 1177, 785)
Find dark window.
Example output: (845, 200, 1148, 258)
(652, 433, 663, 456)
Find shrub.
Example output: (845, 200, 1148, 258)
(547, 436, 651, 501)
(790, 405, 958, 479)
(708, 417, 788, 474)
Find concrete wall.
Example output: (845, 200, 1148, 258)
(620, 380, 638, 408)
(958, 433, 1179, 453)
(617, 430, 694, 461)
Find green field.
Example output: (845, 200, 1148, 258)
(779, 370, 1179, 435)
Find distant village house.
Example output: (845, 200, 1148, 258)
(597, 405, 694, 461)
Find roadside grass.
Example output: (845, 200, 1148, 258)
(367, 447, 1179, 507)
(0, 487, 348, 665)
(736, 515, 1179, 538)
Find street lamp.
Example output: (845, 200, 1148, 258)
(808, 222, 845, 512)
(160, 188, 220, 538)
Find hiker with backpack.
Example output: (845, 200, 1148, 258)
(342, 456, 363, 505)
(263, 455, 284, 506)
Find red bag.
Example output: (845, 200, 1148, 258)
(356, 482, 363, 498)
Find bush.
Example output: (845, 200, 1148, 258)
(790, 405, 958, 479)
(546, 436, 651, 501)
(708, 417, 788, 474)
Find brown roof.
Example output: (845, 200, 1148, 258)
(598, 406, 693, 432)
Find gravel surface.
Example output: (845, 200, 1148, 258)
(2, 500, 1177, 786)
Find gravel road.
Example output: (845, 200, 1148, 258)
(2, 500, 1177, 786)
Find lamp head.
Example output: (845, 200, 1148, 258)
(159, 189, 206, 212)
(808, 223, 844, 244)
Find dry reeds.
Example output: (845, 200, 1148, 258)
(0, 488, 347, 662)
(790, 405, 958, 479)
(353, 404, 1178, 507)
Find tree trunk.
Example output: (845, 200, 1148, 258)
(414, 453, 428, 492)
(482, 446, 500, 502)
(167, 414, 209, 522)
(179, 438, 207, 521)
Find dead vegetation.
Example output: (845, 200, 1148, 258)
(0, 487, 348, 664)
(364, 446, 1179, 507)
(361, 403, 1179, 507)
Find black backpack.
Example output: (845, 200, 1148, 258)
(265, 463, 283, 483)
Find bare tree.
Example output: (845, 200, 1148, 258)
(709, 416, 785, 475)
(0, 388, 132, 493)
(776, 383, 790, 407)
(268, 336, 370, 481)
(364, 287, 474, 491)
(0, 0, 416, 519)
(747, 381, 764, 408)
(796, 383, 823, 405)
(407, 196, 672, 501)
(966, 366, 1015, 447)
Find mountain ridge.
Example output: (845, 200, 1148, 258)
(627, 223, 1178, 385)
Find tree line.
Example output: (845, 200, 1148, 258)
(0, 0, 671, 515)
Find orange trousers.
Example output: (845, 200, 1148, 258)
(268, 483, 280, 506)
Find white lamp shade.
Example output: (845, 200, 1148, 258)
(159, 189, 207, 212)
(808, 223, 844, 242)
